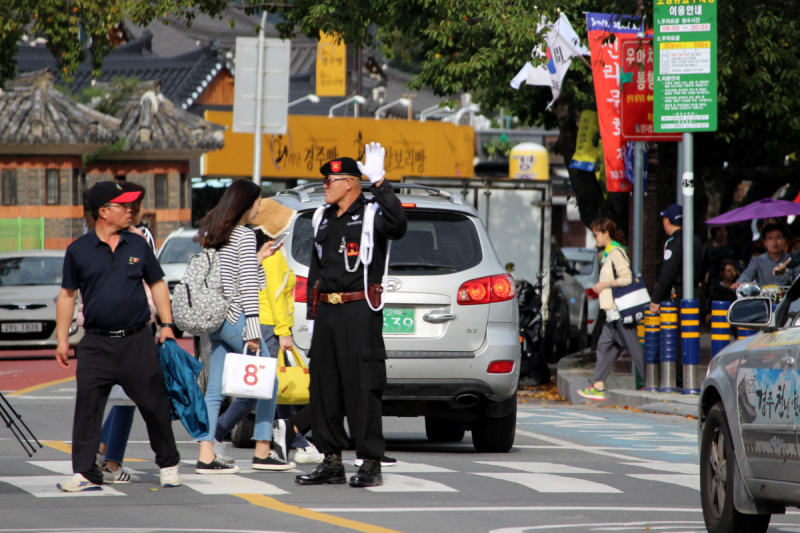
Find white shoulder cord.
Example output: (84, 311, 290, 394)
(312, 203, 390, 312)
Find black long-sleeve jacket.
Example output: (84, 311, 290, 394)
(652, 228, 703, 304)
(307, 181, 407, 319)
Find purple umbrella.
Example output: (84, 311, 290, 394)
(705, 198, 800, 227)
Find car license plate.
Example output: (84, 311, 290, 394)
(382, 308, 415, 334)
(1, 322, 43, 333)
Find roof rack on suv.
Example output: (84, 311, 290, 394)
(277, 182, 462, 205)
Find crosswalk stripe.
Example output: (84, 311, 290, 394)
(472, 472, 622, 493)
(0, 476, 125, 498)
(475, 462, 608, 474)
(620, 462, 698, 474)
(181, 474, 288, 495)
(377, 462, 456, 474)
(626, 474, 700, 490)
(180, 459, 302, 475)
(366, 474, 458, 493)
(26, 460, 145, 476)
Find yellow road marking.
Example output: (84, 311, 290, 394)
(123, 458, 147, 462)
(42, 441, 72, 454)
(7, 376, 75, 396)
(234, 493, 404, 533)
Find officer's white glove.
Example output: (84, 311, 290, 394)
(307, 320, 314, 342)
(357, 142, 386, 184)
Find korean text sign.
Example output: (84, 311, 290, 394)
(316, 32, 347, 97)
(653, 0, 718, 132)
(620, 39, 682, 141)
(586, 13, 643, 193)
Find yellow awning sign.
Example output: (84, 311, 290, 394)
(203, 111, 475, 181)
(316, 32, 347, 97)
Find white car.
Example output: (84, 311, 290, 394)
(562, 247, 601, 337)
(0, 250, 83, 348)
(156, 228, 202, 337)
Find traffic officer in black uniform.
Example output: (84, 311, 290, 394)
(295, 143, 406, 488)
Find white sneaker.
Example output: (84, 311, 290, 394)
(213, 440, 235, 464)
(95, 452, 106, 471)
(56, 473, 103, 492)
(103, 465, 140, 484)
(160, 465, 182, 487)
(293, 444, 324, 464)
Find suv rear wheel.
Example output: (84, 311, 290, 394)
(700, 402, 770, 533)
(472, 400, 516, 453)
(425, 416, 465, 442)
(231, 414, 256, 448)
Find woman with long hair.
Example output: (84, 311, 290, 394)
(193, 179, 292, 473)
(578, 218, 645, 401)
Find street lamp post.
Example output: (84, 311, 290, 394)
(328, 95, 367, 118)
(288, 94, 321, 108)
(374, 98, 411, 120)
(419, 103, 456, 122)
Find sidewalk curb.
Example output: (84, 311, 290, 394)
(556, 370, 591, 405)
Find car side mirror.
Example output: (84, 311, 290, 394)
(728, 297, 774, 329)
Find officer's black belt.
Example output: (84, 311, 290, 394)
(85, 323, 148, 338)
(319, 291, 366, 304)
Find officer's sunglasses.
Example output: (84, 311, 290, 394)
(102, 202, 133, 211)
(322, 176, 353, 187)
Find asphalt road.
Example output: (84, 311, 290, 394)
(3, 376, 800, 533)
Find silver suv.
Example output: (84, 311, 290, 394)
(274, 183, 520, 453)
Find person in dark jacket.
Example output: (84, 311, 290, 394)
(293, 144, 407, 489)
(650, 204, 703, 313)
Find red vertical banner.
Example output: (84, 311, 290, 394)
(586, 13, 642, 193)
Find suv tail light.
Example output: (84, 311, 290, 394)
(586, 288, 599, 300)
(294, 275, 308, 303)
(487, 360, 515, 373)
(457, 274, 516, 305)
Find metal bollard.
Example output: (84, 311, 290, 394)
(644, 310, 660, 391)
(659, 301, 680, 393)
(710, 301, 731, 358)
(681, 299, 701, 394)
(737, 327, 757, 340)
(635, 318, 645, 390)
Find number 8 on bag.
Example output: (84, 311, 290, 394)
(222, 348, 278, 399)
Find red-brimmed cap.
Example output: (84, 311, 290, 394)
(87, 181, 142, 210)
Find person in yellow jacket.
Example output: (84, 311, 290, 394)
(213, 199, 323, 465)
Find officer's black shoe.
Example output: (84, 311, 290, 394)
(295, 454, 346, 485)
(349, 458, 382, 488)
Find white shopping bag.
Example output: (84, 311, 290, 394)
(221, 348, 277, 400)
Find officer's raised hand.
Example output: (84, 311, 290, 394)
(357, 142, 386, 185)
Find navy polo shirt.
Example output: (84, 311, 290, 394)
(62, 230, 164, 331)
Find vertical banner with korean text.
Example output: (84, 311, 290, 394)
(316, 32, 347, 97)
(586, 13, 643, 193)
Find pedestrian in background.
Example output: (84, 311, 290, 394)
(193, 179, 287, 474)
(732, 223, 793, 289)
(578, 219, 644, 402)
(704, 259, 739, 324)
(650, 204, 703, 313)
(55, 181, 181, 491)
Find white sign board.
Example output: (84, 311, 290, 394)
(233, 37, 290, 134)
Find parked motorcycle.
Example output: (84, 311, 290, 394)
(517, 271, 550, 384)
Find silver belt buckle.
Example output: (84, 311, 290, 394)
(109, 329, 126, 338)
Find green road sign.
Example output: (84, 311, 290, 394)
(653, 0, 718, 132)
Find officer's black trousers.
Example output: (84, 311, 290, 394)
(309, 300, 386, 459)
(72, 328, 180, 484)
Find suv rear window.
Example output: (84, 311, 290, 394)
(291, 210, 482, 275)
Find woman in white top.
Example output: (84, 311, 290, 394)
(578, 218, 645, 401)
(193, 179, 288, 473)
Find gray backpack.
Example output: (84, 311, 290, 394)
(172, 249, 237, 335)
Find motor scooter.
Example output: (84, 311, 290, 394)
(517, 270, 550, 384)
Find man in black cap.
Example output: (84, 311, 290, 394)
(292, 142, 406, 488)
(650, 203, 703, 312)
(54, 181, 181, 492)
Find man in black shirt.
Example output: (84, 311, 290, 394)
(650, 204, 703, 312)
(55, 181, 181, 492)
(295, 143, 407, 488)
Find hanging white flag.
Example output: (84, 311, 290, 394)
(510, 13, 589, 107)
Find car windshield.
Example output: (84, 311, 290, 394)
(0, 256, 63, 286)
(291, 209, 483, 275)
(159, 237, 202, 264)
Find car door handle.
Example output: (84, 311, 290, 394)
(781, 356, 795, 368)
(423, 313, 456, 323)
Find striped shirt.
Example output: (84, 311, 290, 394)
(219, 225, 266, 341)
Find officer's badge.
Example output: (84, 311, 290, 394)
(316, 243, 323, 259)
(347, 242, 359, 257)
(664, 249, 672, 260)
(331, 161, 342, 173)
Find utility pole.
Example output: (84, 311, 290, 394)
(251, 10, 267, 186)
